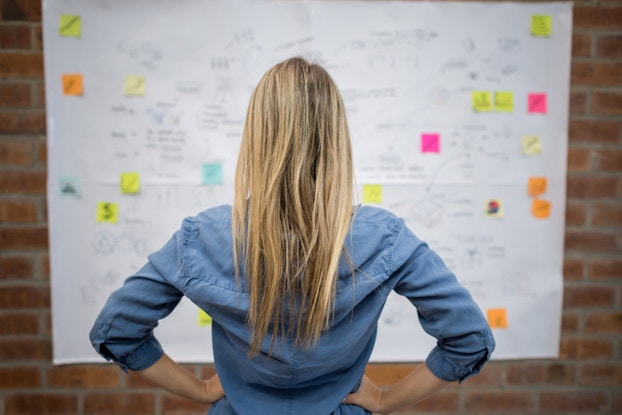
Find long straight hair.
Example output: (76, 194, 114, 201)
(232, 57, 353, 356)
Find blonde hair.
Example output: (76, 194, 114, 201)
(232, 57, 353, 355)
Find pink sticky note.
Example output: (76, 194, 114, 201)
(528, 93, 547, 114)
(421, 133, 440, 153)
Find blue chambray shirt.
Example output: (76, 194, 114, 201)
(90, 205, 495, 415)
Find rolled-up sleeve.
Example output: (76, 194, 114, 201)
(389, 221, 495, 382)
(89, 224, 188, 372)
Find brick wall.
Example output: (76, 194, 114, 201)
(0, 0, 620, 413)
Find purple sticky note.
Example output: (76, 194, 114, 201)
(421, 133, 440, 153)
(528, 93, 547, 114)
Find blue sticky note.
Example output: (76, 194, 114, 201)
(202, 163, 223, 184)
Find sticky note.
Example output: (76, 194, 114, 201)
(58, 14, 82, 37)
(198, 309, 212, 327)
(528, 93, 547, 114)
(120, 172, 140, 194)
(363, 185, 383, 204)
(494, 91, 514, 112)
(522, 135, 542, 156)
(124, 75, 146, 96)
(472, 91, 493, 112)
(487, 308, 508, 329)
(62, 74, 83, 96)
(202, 163, 223, 184)
(485, 198, 503, 218)
(528, 177, 547, 197)
(531, 15, 552, 37)
(421, 133, 440, 153)
(531, 199, 552, 219)
(59, 176, 80, 197)
(97, 202, 118, 223)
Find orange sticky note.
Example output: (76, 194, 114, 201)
(531, 199, 552, 219)
(487, 308, 508, 329)
(62, 74, 83, 96)
(528, 177, 547, 197)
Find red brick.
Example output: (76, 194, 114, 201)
(574, 6, 622, 30)
(0, 169, 46, 194)
(589, 257, 622, 280)
(567, 147, 591, 172)
(32, 23, 42, 50)
(0, 255, 33, 279)
(596, 34, 622, 58)
(460, 362, 504, 387)
(563, 284, 615, 308)
(84, 393, 156, 415)
(579, 363, 622, 386)
(47, 365, 120, 388)
(366, 363, 418, 386)
(0, 338, 51, 361)
(0, 227, 48, 250)
(572, 32, 592, 57)
(0, 366, 40, 388)
(584, 311, 622, 334)
(569, 91, 587, 115)
(0, 139, 33, 165)
(561, 312, 580, 334)
(565, 230, 619, 254)
(402, 391, 460, 412)
(0, 285, 49, 308)
(36, 137, 47, 164)
(507, 362, 575, 385)
(568, 119, 621, 144)
(566, 175, 620, 199)
(0, 0, 42, 21)
(4, 394, 77, 415)
(162, 394, 211, 415)
(0, 23, 30, 49)
(592, 92, 622, 116)
(540, 390, 608, 412)
(571, 62, 622, 86)
(0, 83, 31, 107)
(0, 312, 38, 334)
(0, 198, 37, 222)
(614, 393, 622, 413)
(465, 391, 535, 412)
(0, 51, 43, 77)
(591, 203, 622, 226)
(34, 80, 45, 107)
(559, 338, 613, 359)
(593, 149, 622, 171)
(0, 111, 46, 134)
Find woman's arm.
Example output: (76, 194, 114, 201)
(343, 362, 449, 414)
(136, 353, 225, 404)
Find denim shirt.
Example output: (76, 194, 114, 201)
(90, 205, 495, 415)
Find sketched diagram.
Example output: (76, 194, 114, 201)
(92, 231, 151, 256)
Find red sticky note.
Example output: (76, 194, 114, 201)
(421, 133, 440, 153)
(528, 93, 547, 113)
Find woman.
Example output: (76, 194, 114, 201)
(90, 57, 495, 414)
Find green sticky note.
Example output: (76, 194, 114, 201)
(97, 202, 118, 223)
(494, 91, 514, 112)
(363, 185, 383, 204)
(531, 15, 552, 37)
(124, 75, 146, 96)
(59, 14, 82, 37)
(198, 309, 212, 326)
(202, 163, 223, 184)
(472, 91, 493, 112)
(120, 172, 140, 194)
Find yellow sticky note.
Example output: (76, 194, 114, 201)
(531, 15, 552, 37)
(59, 14, 82, 37)
(198, 309, 212, 327)
(531, 199, 552, 219)
(97, 202, 118, 223)
(484, 198, 503, 218)
(487, 308, 508, 329)
(522, 135, 542, 156)
(120, 172, 140, 194)
(62, 74, 83, 96)
(124, 75, 146, 96)
(528, 177, 547, 197)
(494, 91, 514, 112)
(363, 185, 383, 204)
(472, 91, 493, 112)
